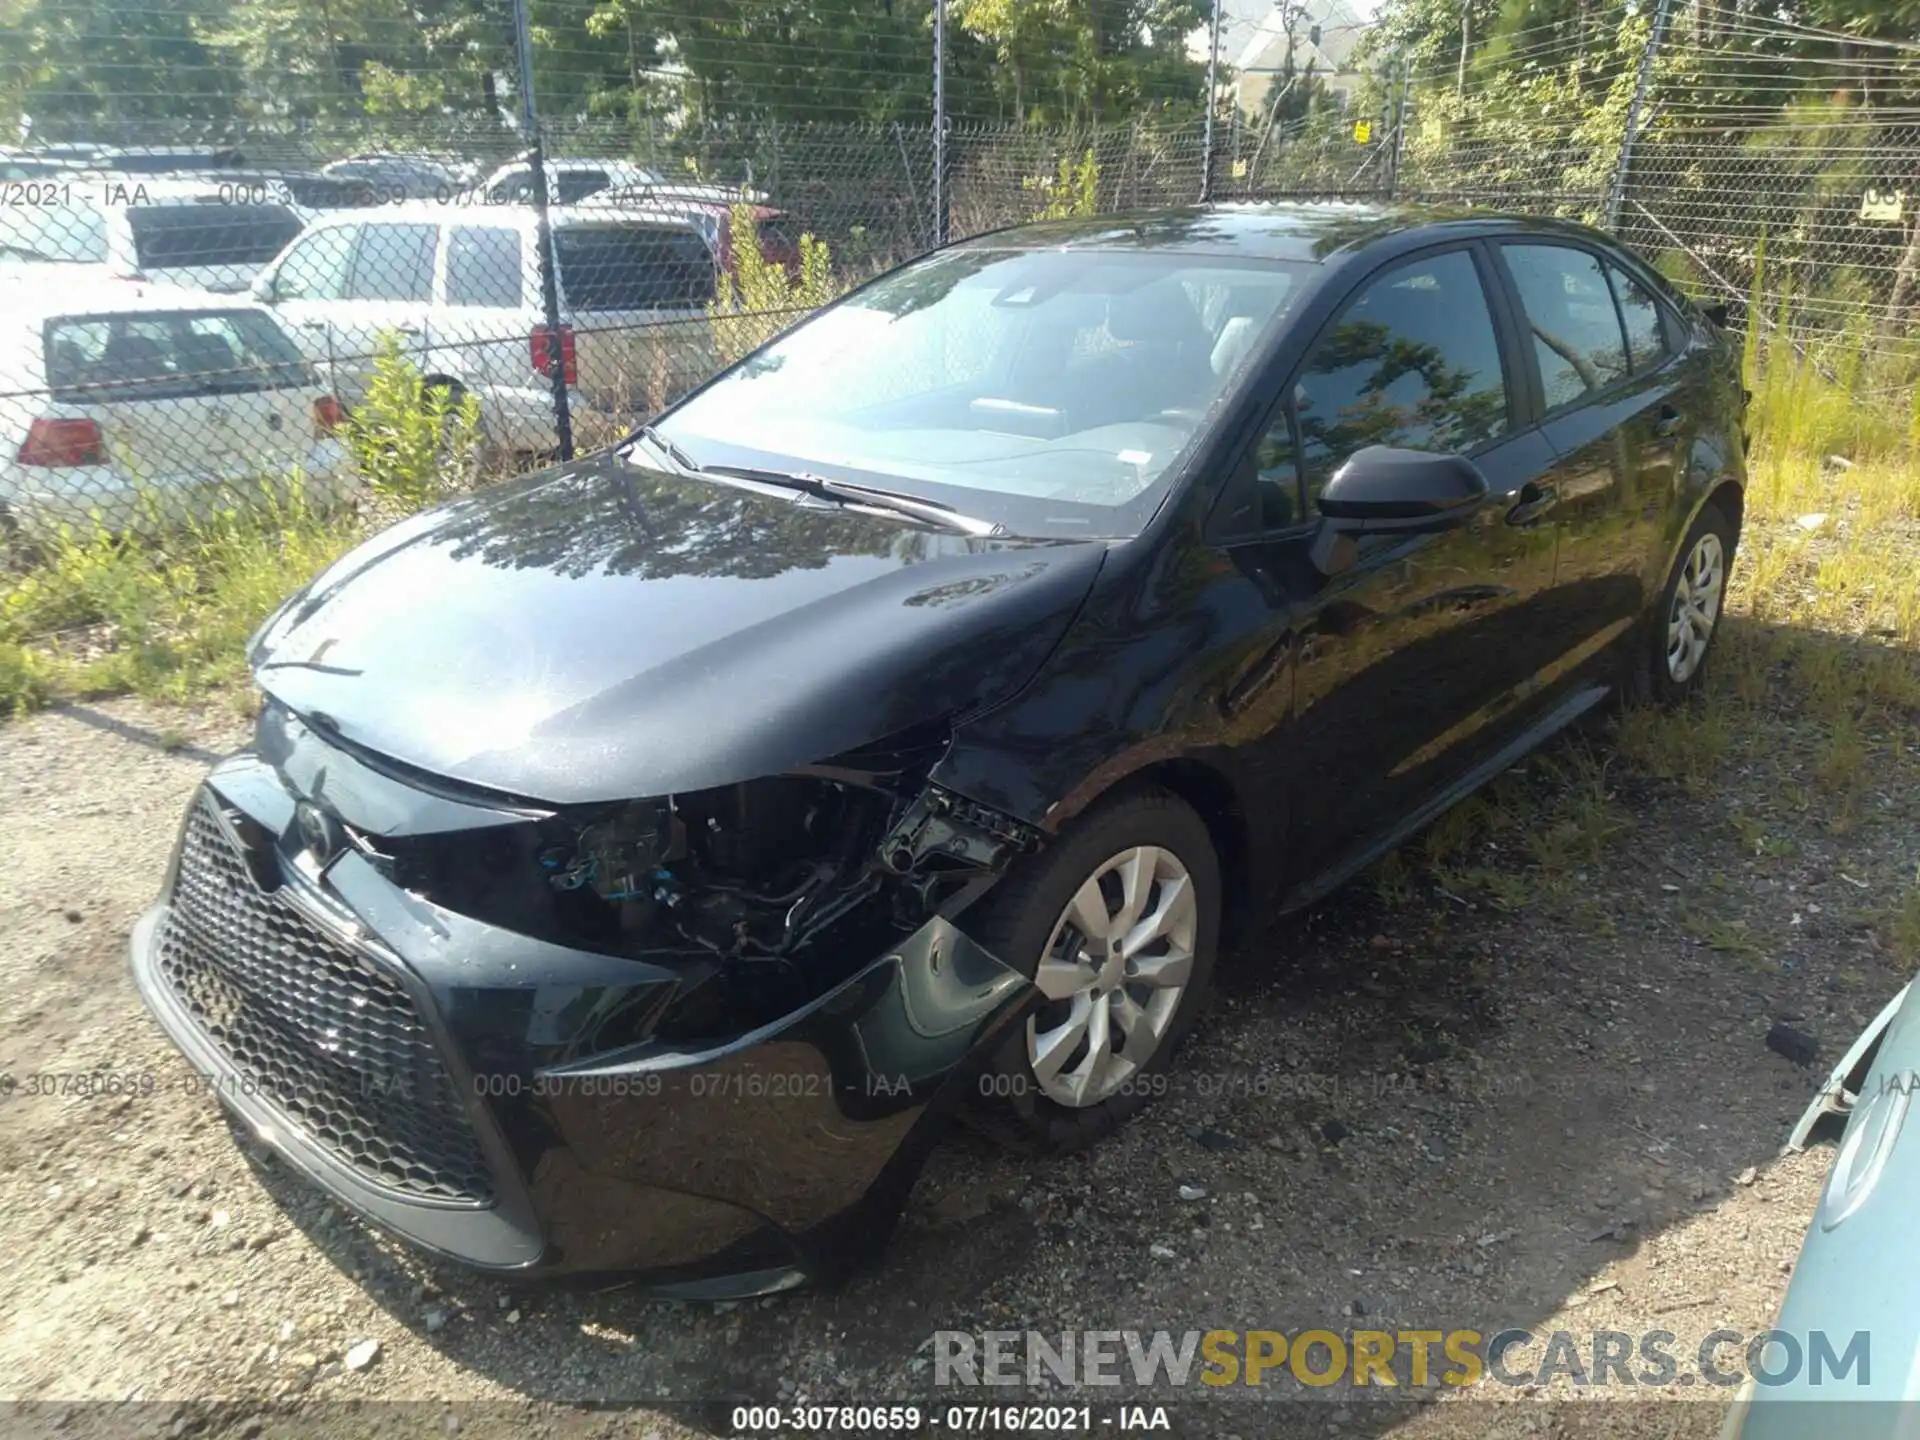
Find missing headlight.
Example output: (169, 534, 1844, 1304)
(542, 800, 684, 902)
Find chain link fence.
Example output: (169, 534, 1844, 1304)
(2, 0, 1918, 545)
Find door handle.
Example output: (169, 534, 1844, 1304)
(392, 324, 422, 336)
(1504, 480, 1559, 526)
(1654, 403, 1684, 438)
(294, 319, 328, 330)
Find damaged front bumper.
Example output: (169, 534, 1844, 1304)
(129, 744, 1038, 1295)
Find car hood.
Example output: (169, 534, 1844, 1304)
(250, 454, 1109, 804)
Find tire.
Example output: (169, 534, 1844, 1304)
(423, 379, 492, 471)
(960, 787, 1221, 1154)
(1637, 500, 1736, 706)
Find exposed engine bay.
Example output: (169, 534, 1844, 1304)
(359, 738, 1040, 1040)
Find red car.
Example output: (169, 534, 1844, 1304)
(595, 185, 800, 276)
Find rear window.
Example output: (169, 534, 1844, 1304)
(756, 216, 798, 251)
(44, 308, 314, 402)
(553, 170, 610, 204)
(102, 149, 245, 174)
(279, 175, 375, 208)
(555, 224, 715, 310)
(128, 203, 304, 270)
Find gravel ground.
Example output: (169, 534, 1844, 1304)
(2, 671, 1914, 1440)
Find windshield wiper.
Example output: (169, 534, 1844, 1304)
(629, 426, 1002, 536)
(632, 423, 700, 474)
(701, 463, 1004, 537)
(0, 244, 76, 263)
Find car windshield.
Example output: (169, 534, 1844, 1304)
(653, 247, 1309, 538)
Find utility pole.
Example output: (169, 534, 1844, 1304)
(1606, 0, 1674, 230)
(512, 0, 574, 459)
(1457, 0, 1472, 93)
(1200, 0, 1223, 201)
(1386, 52, 1409, 199)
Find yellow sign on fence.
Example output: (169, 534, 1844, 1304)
(1353, 120, 1373, 144)
(1860, 188, 1906, 222)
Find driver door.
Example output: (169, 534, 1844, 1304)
(1277, 244, 1564, 882)
(259, 221, 359, 392)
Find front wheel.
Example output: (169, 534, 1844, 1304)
(961, 788, 1221, 1154)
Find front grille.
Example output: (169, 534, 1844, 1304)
(155, 794, 494, 1204)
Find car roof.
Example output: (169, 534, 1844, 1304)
(588, 189, 781, 218)
(300, 200, 705, 230)
(955, 200, 1616, 269)
(62, 175, 264, 203)
(0, 273, 275, 320)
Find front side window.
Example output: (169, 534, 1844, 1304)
(1294, 248, 1509, 508)
(1503, 243, 1628, 409)
(274, 224, 356, 301)
(655, 246, 1308, 538)
(345, 222, 438, 302)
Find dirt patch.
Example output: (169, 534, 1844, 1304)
(0, 659, 1914, 1436)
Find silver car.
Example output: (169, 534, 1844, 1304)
(0, 276, 351, 533)
(1724, 978, 1920, 1436)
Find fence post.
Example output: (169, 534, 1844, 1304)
(933, 0, 949, 244)
(1200, 0, 1223, 201)
(512, 0, 574, 460)
(1386, 54, 1409, 200)
(1606, 0, 1673, 231)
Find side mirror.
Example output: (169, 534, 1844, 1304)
(248, 271, 275, 303)
(1311, 446, 1489, 574)
(1702, 300, 1730, 329)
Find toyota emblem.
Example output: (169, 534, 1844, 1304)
(294, 801, 343, 864)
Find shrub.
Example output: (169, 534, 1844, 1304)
(1035, 148, 1099, 220)
(343, 335, 482, 512)
(707, 202, 840, 366)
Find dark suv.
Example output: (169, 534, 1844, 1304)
(133, 203, 1744, 1296)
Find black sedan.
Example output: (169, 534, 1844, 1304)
(131, 203, 1745, 1296)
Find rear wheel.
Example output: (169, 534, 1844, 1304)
(423, 378, 494, 472)
(961, 788, 1220, 1154)
(1639, 500, 1736, 705)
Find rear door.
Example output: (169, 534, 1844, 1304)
(331, 221, 439, 402)
(1492, 240, 1678, 684)
(554, 220, 718, 413)
(439, 223, 543, 443)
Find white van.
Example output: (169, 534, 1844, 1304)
(248, 203, 718, 451)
